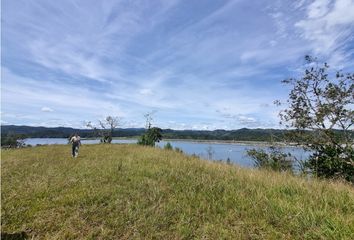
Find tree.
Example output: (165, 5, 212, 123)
(86, 116, 121, 143)
(277, 56, 354, 181)
(1, 133, 26, 148)
(247, 146, 293, 172)
(138, 127, 162, 146)
(138, 112, 162, 146)
(164, 142, 173, 150)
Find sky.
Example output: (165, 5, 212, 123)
(1, 0, 354, 130)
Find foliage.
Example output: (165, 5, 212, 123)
(306, 144, 354, 181)
(138, 127, 162, 146)
(174, 147, 183, 153)
(164, 142, 173, 150)
(7, 125, 348, 142)
(2, 125, 310, 141)
(86, 116, 121, 143)
(247, 147, 293, 172)
(1, 133, 25, 148)
(162, 128, 287, 141)
(138, 112, 162, 146)
(277, 56, 354, 182)
(2, 145, 354, 239)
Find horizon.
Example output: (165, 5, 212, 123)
(1, 124, 285, 131)
(2, 0, 354, 130)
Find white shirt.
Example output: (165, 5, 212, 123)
(71, 136, 81, 143)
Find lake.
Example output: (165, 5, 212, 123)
(23, 138, 310, 169)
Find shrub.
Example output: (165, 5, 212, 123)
(138, 127, 162, 146)
(164, 142, 173, 150)
(174, 147, 183, 153)
(247, 146, 293, 172)
(1, 133, 25, 148)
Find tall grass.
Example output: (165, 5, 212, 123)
(2, 144, 354, 239)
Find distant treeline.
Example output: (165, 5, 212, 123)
(162, 128, 287, 141)
(1, 125, 353, 142)
(1, 125, 143, 139)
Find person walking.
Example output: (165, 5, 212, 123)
(70, 133, 81, 157)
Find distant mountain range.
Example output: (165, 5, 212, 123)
(1, 125, 290, 141)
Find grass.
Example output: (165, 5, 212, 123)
(1, 144, 354, 239)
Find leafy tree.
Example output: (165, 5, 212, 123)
(138, 112, 162, 146)
(138, 127, 162, 146)
(247, 146, 293, 172)
(277, 56, 354, 181)
(1, 133, 26, 148)
(87, 116, 121, 143)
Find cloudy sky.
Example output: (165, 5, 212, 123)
(2, 0, 354, 129)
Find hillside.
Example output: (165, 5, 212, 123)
(1, 125, 287, 141)
(3, 125, 353, 142)
(2, 145, 353, 239)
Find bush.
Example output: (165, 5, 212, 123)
(175, 147, 183, 153)
(1, 134, 25, 148)
(138, 127, 162, 146)
(307, 144, 354, 182)
(247, 146, 293, 172)
(164, 142, 173, 150)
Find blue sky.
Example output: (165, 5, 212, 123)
(2, 0, 354, 129)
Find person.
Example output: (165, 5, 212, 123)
(70, 133, 81, 157)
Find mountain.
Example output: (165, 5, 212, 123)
(1, 125, 288, 141)
(1, 125, 144, 138)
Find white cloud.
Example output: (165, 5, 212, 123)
(325, 0, 354, 26)
(238, 116, 257, 124)
(307, 0, 331, 18)
(2, 0, 354, 130)
(293, 0, 309, 9)
(295, 0, 354, 63)
(2, 68, 124, 120)
(41, 107, 54, 112)
(138, 88, 154, 96)
(30, 40, 112, 83)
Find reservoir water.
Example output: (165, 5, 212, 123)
(23, 138, 310, 169)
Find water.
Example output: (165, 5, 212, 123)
(23, 138, 310, 169)
(24, 138, 137, 145)
(157, 140, 310, 169)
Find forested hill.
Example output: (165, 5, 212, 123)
(1, 125, 289, 141)
(161, 128, 286, 141)
(1, 125, 143, 139)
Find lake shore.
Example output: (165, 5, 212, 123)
(31, 136, 299, 147)
(110, 137, 298, 147)
(161, 138, 298, 146)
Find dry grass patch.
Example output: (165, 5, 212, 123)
(2, 144, 354, 239)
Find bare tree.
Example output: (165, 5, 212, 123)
(87, 116, 121, 143)
(144, 111, 157, 129)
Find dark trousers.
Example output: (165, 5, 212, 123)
(72, 143, 79, 157)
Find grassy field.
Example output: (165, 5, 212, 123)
(1, 144, 354, 239)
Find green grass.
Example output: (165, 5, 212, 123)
(1, 144, 354, 239)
